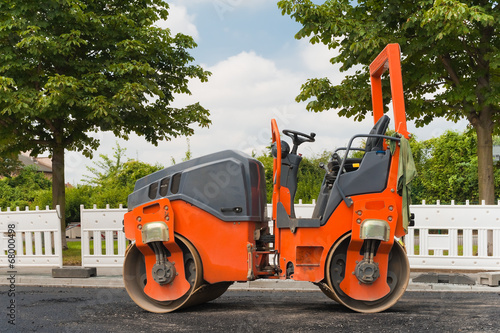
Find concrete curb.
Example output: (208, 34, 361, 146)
(3, 275, 124, 288)
(0, 267, 500, 293)
(406, 280, 500, 293)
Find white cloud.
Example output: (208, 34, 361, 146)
(63, 22, 466, 185)
(184, 51, 300, 107)
(155, 4, 199, 40)
(297, 39, 365, 87)
(170, 51, 308, 155)
(299, 39, 338, 75)
(65, 48, 372, 184)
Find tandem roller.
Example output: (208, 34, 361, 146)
(122, 44, 416, 313)
(123, 205, 232, 313)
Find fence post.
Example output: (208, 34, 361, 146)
(80, 204, 128, 267)
(0, 205, 63, 268)
(408, 201, 500, 270)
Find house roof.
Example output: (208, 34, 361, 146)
(18, 154, 53, 173)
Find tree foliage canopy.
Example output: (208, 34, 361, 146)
(0, 0, 211, 158)
(277, 0, 499, 202)
(411, 131, 500, 204)
(0, 0, 211, 244)
(412, 130, 477, 203)
(0, 145, 163, 222)
(82, 143, 163, 207)
(278, 0, 498, 124)
(0, 153, 21, 177)
(0, 165, 52, 209)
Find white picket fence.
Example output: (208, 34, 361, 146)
(77, 200, 500, 270)
(77, 201, 316, 267)
(80, 204, 127, 267)
(1, 201, 499, 270)
(407, 200, 500, 270)
(0, 206, 63, 267)
(291, 200, 316, 218)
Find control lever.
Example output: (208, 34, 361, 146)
(331, 152, 342, 165)
(330, 152, 346, 174)
(318, 162, 329, 172)
(320, 161, 336, 185)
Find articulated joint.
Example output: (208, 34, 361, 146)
(359, 219, 390, 242)
(141, 221, 169, 244)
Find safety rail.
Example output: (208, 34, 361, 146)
(0, 206, 63, 268)
(80, 204, 128, 267)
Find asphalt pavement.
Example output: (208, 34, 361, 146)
(2, 266, 500, 332)
(3, 287, 500, 332)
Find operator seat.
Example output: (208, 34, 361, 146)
(312, 115, 391, 220)
(365, 115, 390, 152)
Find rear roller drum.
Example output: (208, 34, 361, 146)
(123, 234, 230, 313)
(324, 233, 410, 313)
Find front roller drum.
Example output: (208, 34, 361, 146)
(322, 233, 410, 313)
(123, 234, 231, 313)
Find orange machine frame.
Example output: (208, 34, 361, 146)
(123, 43, 411, 310)
(370, 43, 409, 139)
(270, 43, 409, 300)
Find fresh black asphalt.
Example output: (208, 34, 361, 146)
(2, 286, 499, 332)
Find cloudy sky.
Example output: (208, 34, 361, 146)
(65, 0, 467, 184)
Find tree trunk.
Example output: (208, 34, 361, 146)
(474, 109, 495, 205)
(473, 107, 495, 256)
(52, 145, 67, 250)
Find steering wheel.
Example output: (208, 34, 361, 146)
(282, 129, 316, 154)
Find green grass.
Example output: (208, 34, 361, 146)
(63, 241, 82, 266)
(63, 240, 120, 266)
(12, 241, 482, 266)
(5, 239, 123, 266)
(413, 245, 478, 256)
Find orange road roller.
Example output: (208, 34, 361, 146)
(123, 44, 416, 313)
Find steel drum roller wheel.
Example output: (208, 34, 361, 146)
(123, 234, 231, 313)
(324, 233, 410, 313)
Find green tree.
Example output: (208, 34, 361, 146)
(83, 143, 128, 187)
(65, 185, 94, 223)
(116, 160, 164, 192)
(0, 165, 52, 209)
(0, 153, 21, 177)
(67, 156, 162, 222)
(410, 131, 480, 204)
(295, 151, 331, 203)
(278, 0, 499, 204)
(86, 160, 163, 208)
(256, 149, 329, 203)
(0, 1, 211, 248)
(83, 143, 163, 209)
(256, 152, 274, 203)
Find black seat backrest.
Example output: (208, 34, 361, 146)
(313, 115, 391, 221)
(365, 115, 390, 152)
